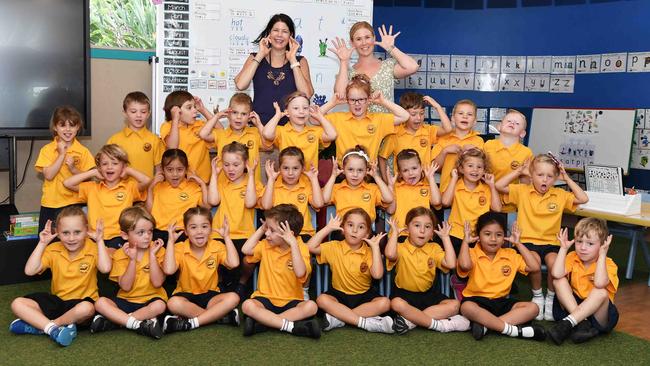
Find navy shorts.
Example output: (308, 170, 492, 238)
(523, 243, 559, 261)
(173, 291, 221, 309)
(324, 287, 382, 309)
(105, 236, 126, 249)
(252, 296, 301, 314)
(112, 297, 165, 314)
(552, 293, 619, 333)
(24, 292, 94, 320)
(390, 287, 448, 310)
(462, 296, 518, 317)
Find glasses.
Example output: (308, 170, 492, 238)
(348, 98, 368, 105)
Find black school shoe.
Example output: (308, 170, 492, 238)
(90, 315, 118, 334)
(163, 315, 192, 334)
(548, 320, 574, 345)
(291, 319, 321, 339)
(525, 324, 547, 341)
(242, 316, 268, 337)
(471, 322, 486, 340)
(215, 309, 240, 326)
(137, 319, 163, 340)
(570, 320, 599, 344)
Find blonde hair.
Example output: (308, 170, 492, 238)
(504, 108, 528, 130)
(349, 21, 374, 40)
(455, 148, 491, 175)
(574, 217, 609, 243)
(119, 206, 156, 233)
(452, 99, 477, 115)
(530, 154, 559, 176)
(56, 206, 88, 229)
(95, 144, 129, 166)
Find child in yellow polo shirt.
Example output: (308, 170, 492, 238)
(378, 92, 452, 182)
(496, 154, 589, 321)
(386, 207, 469, 334)
(483, 109, 533, 213)
(63, 144, 151, 250)
(261, 147, 324, 239)
(320, 74, 409, 162)
(548, 219, 619, 345)
(261, 92, 337, 171)
(385, 149, 441, 241)
(323, 146, 393, 223)
(35, 106, 95, 232)
(431, 99, 485, 194)
(198, 92, 266, 180)
(241, 204, 320, 338)
(10, 206, 111, 347)
(90, 207, 167, 339)
(159, 91, 214, 183)
(146, 149, 209, 243)
(458, 212, 545, 341)
(308, 208, 393, 334)
(162, 207, 240, 334)
(208, 142, 263, 297)
(107, 91, 164, 178)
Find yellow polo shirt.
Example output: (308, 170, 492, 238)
(35, 139, 95, 208)
(160, 119, 211, 182)
(107, 126, 164, 178)
(247, 239, 311, 306)
(173, 239, 230, 294)
(331, 181, 383, 222)
(317, 240, 374, 295)
(110, 246, 168, 303)
(430, 130, 484, 193)
(39, 239, 99, 300)
(151, 180, 203, 230)
(505, 184, 577, 245)
(273, 124, 330, 170)
(379, 124, 439, 171)
(458, 245, 527, 299)
(213, 174, 263, 240)
(263, 176, 315, 235)
(483, 139, 533, 212)
(387, 239, 447, 292)
(212, 127, 264, 180)
(565, 252, 618, 302)
(448, 180, 492, 239)
(326, 111, 395, 162)
(392, 180, 432, 230)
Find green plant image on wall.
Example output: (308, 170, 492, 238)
(90, 0, 156, 50)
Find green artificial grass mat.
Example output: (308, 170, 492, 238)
(1, 280, 649, 365)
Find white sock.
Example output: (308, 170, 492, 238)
(126, 316, 141, 330)
(502, 323, 519, 337)
(519, 326, 535, 338)
(532, 288, 543, 298)
(189, 317, 200, 329)
(429, 318, 441, 331)
(44, 322, 57, 335)
(357, 317, 367, 329)
(564, 315, 577, 327)
(546, 290, 556, 301)
(280, 319, 294, 333)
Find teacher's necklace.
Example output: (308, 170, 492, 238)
(266, 54, 286, 86)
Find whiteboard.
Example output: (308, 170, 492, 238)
(153, 0, 373, 131)
(528, 108, 636, 174)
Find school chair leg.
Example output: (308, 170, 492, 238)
(316, 262, 322, 296)
(324, 265, 330, 292)
(625, 230, 639, 280)
(253, 266, 259, 291)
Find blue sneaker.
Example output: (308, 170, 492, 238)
(9, 319, 44, 335)
(49, 324, 77, 346)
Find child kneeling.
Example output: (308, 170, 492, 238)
(386, 207, 469, 334)
(9, 206, 111, 346)
(548, 218, 619, 345)
(91, 207, 167, 339)
(458, 212, 546, 341)
(241, 204, 320, 338)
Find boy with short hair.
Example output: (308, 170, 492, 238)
(378, 92, 452, 182)
(198, 92, 267, 179)
(107, 91, 164, 178)
(240, 204, 320, 338)
(9, 206, 111, 346)
(548, 218, 619, 345)
(90, 206, 167, 339)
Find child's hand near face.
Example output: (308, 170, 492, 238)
(325, 214, 343, 233)
(463, 220, 478, 244)
(505, 221, 521, 245)
(557, 227, 574, 250)
(39, 220, 58, 244)
(434, 221, 452, 239)
(171, 106, 181, 124)
(599, 234, 613, 257)
(265, 160, 280, 182)
(363, 232, 387, 250)
(213, 216, 230, 239)
(150, 238, 164, 255)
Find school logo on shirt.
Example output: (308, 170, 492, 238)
(286, 259, 294, 270)
(427, 257, 435, 269)
(307, 133, 316, 143)
(143, 264, 150, 273)
(420, 188, 429, 197)
(72, 156, 80, 165)
(501, 265, 512, 276)
(367, 124, 376, 135)
(510, 160, 520, 170)
(360, 262, 368, 273)
(478, 196, 487, 206)
(206, 257, 216, 269)
(297, 193, 307, 203)
(420, 138, 428, 148)
(179, 192, 189, 201)
(79, 262, 90, 273)
(115, 192, 126, 201)
(246, 140, 254, 148)
(361, 193, 371, 202)
(547, 202, 558, 212)
(143, 143, 152, 152)
(239, 191, 246, 198)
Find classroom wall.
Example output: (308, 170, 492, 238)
(373, 0, 650, 188)
(0, 58, 152, 212)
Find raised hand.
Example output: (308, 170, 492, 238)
(122, 242, 137, 260)
(375, 24, 401, 51)
(330, 157, 343, 178)
(463, 220, 478, 244)
(56, 139, 68, 155)
(422, 96, 441, 110)
(369, 160, 380, 178)
(600, 234, 612, 257)
(194, 96, 205, 111)
(556, 227, 574, 250)
(187, 171, 203, 185)
(287, 37, 300, 62)
(64, 156, 76, 171)
(444, 144, 461, 155)
(450, 168, 459, 180)
(38, 220, 58, 244)
(213, 216, 230, 239)
(246, 159, 258, 176)
(265, 160, 280, 182)
(369, 90, 384, 105)
(482, 173, 495, 186)
(387, 217, 405, 235)
(171, 106, 181, 123)
(517, 158, 531, 177)
(363, 232, 388, 249)
(303, 164, 319, 181)
(332, 93, 347, 106)
(150, 238, 165, 254)
(151, 172, 165, 186)
(505, 221, 521, 245)
(558, 161, 569, 181)
(167, 222, 183, 244)
(424, 161, 439, 182)
(328, 37, 354, 62)
(326, 214, 343, 233)
(278, 220, 297, 246)
(211, 156, 222, 176)
(249, 111, 263, 129)
(272, 102, 286, 118)
(88, 219, 104, 242)
(309, 105, 324, 120)
(257, 36, 271, 59)
(434, 221, 452, 239)
(386, 168, 398, 188)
